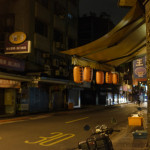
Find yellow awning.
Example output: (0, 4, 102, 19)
(62, 2, 146, 71)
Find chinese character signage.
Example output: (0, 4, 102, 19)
(9, 32, 27, 44)
(5, 40, 31, 54)
(0, 55, 25, 71)
(133, 56, 147, 81)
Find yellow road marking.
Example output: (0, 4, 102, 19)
(65, 117, 89, 123)
(40, 134, 75, 146)
(25, 132, 63, 144)
(25, 132, 75, 147)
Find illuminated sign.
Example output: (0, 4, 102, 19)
(5, 40, 31, 54)
(133, 56, 147, 81)
(9, 32, 27, 44)
(0, 79, 21, 88)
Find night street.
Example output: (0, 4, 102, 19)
(0, 103, 146, 150)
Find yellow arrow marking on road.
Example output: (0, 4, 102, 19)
(25, 132, 75, 146)
(65, 117, 89, 123)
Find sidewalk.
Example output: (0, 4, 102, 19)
(112, 102, 148, 150)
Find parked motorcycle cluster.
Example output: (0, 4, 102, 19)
(76, 124, 120, 150)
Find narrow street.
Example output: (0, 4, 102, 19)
(0, 103, 147, 150)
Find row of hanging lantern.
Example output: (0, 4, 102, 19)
(73, 66, 119, 84)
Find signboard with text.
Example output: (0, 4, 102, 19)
(0, 79, 21, 88)
(9, 32, 27, 44)
(5, 40, 31, 54)
(133, 56, 147, 81)
(0, 55, 25, 71)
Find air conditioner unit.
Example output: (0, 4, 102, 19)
(55, 70, 60, 76)
(52, 59, 59, 67)
(55, 42, 61, 48)
(44, 64, 50, 71)
(43, 53, 50, 58)
(61, 44, 65, 49)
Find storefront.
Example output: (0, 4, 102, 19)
(0, 76, 30, 116)
(0, 54, 31, 116)
(37, 77, 69, 111)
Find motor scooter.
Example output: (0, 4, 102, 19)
(77, 124, 120, 150)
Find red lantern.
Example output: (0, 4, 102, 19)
(105, 72, 112, 84)
(83, 67, 93, 82)
(73, 66, 83, 83)
(96, 71, 104, 84)
(112, 73, 118, 84)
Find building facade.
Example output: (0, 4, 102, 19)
(0, 0, 79, 116)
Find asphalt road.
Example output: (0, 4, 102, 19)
(0, 103, 145, 150)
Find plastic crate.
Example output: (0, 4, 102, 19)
(128, 117, 143, 126)
(132, 130, 148, 139)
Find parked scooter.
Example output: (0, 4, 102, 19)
(77, 124, 120, 150)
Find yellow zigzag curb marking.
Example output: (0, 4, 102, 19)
(25, 132, 75, 146)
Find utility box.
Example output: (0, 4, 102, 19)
(128, 117, 143, 126)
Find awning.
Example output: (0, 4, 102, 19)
(0, 72, 32, 82)
(40, 77, 69, 85)
(61, 2, 146, 71)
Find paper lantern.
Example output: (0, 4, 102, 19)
(73, 66, 83, 83)
(112, 73, 118, 84)
(105, 72, 112, 84)
(83, 67, 93, 82)
(96, 71, 104, 84)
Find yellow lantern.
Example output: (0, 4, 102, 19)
(73, 66, 83, 83)
(83, 67, 93, 82)
(96, 71, 104, 84)
(112, 73, 119, 84)
(105, 72, 112, 84)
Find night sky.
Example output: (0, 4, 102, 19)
(79, 0, 129, 25)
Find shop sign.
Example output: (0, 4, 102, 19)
(0, 55, 25, 71)
(9, 32, 26, 44)
(133, 56, 147, 81)
(0, 79, 21, 88)
(5, 40, 31, 54)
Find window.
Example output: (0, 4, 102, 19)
(54, 2, 66, 19)
(69, 0, 78, 6)
(0, 14, 14, 32)
(68, 38, 76, 49)
(35, 49, 44, 65)
(36, 0, 48, 8)
(53, 29, 63, 42)
(35, 19, 48, 37)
